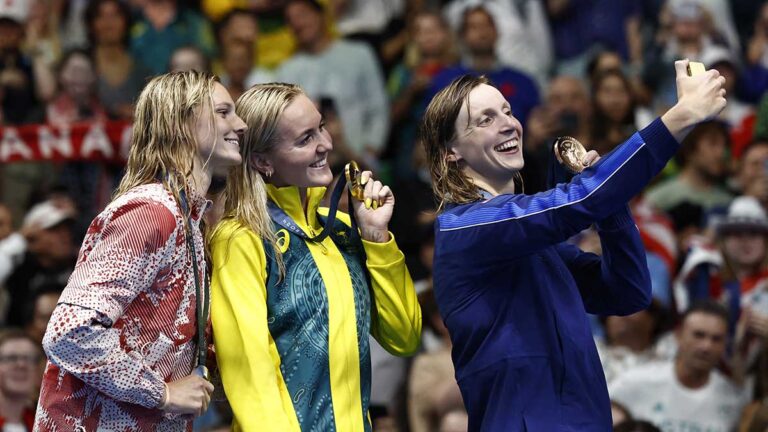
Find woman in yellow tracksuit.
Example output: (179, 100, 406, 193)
(209, 83, 422, 431)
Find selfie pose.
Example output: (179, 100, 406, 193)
(421, 60, 727, 431)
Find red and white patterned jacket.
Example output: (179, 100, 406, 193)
(34, 182, 209, 432)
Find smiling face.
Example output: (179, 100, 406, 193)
(0, 338, 41, 399)
(260, 94, 333, 188)
(449, 83, 523, 193)
(194, 82, 247, 174)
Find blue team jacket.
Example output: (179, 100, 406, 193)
(433, 118, 679, 431)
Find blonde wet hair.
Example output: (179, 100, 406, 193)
(222, 83, 304, 274)
(115, 70, 219, 210)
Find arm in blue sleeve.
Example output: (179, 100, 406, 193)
(556, 207, 652, 316)
(435, 118, 679, 261)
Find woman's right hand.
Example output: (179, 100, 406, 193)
(662, 59, 727, 142)
(161, 374, 214, 417)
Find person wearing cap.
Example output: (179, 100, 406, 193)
(674, 196, 768, 354)
(34, 71, 246, 431)
(5, 200, 77, 329)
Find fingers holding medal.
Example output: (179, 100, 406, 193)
(553, 136, 600, 173)
(345, 161, 391, 209)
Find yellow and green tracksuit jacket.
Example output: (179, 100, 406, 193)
(210, 184, 422, 432)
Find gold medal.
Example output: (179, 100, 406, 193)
(344, 161, 365, 201)
(554, 136, 588, 174)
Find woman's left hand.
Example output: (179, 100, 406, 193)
(351, 171, 394, 243)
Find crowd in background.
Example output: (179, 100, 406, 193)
(0, 0, 768, 431)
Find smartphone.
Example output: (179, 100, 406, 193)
(687, 62, 706, 76)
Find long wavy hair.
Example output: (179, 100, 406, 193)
(222, 83, 304, 275)
(115, 71, 218, 218)
(420, 74, 488, 210)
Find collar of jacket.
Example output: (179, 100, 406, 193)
(265, 184, 328, 233)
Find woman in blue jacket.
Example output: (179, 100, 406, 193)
(420, 60, 727, 431)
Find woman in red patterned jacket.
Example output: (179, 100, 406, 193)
(33, 71, 246, 431)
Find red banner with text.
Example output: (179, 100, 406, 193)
(0, 121, 132, 163)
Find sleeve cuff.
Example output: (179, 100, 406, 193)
(595, 205, 636, 232)
(362, 232, 405, 266)
(639, 117, 679, 157)
(139, 366, 167, 409)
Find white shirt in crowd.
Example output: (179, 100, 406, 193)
(609, 361, 750, 432)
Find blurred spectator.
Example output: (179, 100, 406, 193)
(85, 0, 151, 120)
(609, 301, 750, 432)
(546, 0, 643, 77)
(214, 8, 258, 51)
(589, 69, 638, 155)
(277, 0, 389, 165)
(6, 200, 76, 327)
(46, 49, 106, 128)
(596, 300, 672, 385)
(0, 1, 37, 125)
(0, 330, 42, 431)
(739, 2, 768, 104)
(130, 0, 216, 75)
(58, 0, 89, 50)
(168, 45, 211, 73)
(23, 0, 59, 103)
(668, 0, 741, 51)
(47, 49, 114, 225)
(645, 120, 733, 212)
(699, 46, 759, 156)
(666, 201, 707, 260)
(219, 41, 252, 101)
(521, 75, 590, 193)
(586, 50, 624, 82)
(25, 283, 62, 344)
(215, 10, 273, 97)
(427, 6, 540, 128)
(388, 10, 454, 179)
(731, 139, 768, 207)
(643, 0, 733, 110)
(202, 0, 299, 69)
(672, 196, 767, 318)
(746, 3, 768, 72)
(444, 0, 553, 84)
